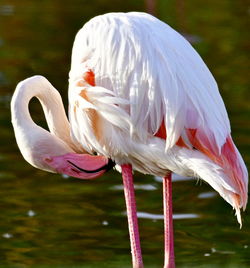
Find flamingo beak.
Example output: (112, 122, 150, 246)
(44, 153, 115, 179)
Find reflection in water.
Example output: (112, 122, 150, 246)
(0, 5, 14, 16)
(211, 247, 235, 255)
(136, 212, 199, 220)
(2, 233, 13, 239)
(111, 184, 157, 191)
(198, 191, 217, 199)
(154, 174, 194, 182)
(27, 210, 36, 217)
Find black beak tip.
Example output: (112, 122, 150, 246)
(106, 158, 116, 171)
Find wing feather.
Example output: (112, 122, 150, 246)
(68, 12, 248, 223)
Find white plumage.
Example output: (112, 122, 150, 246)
(68, 12, 248, 225)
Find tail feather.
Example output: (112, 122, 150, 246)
(155, 122, 248, 225)
(177, 147, 246, 226)
(186, 129, 248, 224)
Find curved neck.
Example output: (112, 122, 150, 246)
(11, 76, 74, 149)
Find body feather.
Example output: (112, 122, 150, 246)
(68, 12, 248, 224)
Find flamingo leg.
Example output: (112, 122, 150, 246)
(121, 164, 144, 268)
(163, 172, 175, 268)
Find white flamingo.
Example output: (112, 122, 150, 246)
(11, 12, 248, 268)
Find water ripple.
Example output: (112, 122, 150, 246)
(154, 174, 194, 183)
(2, 233, 13, 239)
(0, 5, 14, 16)
(111, 184, 157, 191)
(198, 191, 217, 199)
(27, 210, 36, 217)
(211, 247, 235, 255)
(135, 211, 199, 220)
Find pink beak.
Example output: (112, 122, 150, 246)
(45, 153, 114, 179)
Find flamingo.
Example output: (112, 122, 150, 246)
(11, 12, 248, 268)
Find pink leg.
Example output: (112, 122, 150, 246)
(121, 164, 144, 268)
(163, 173, 175, 268)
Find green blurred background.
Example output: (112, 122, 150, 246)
(0, 0, 249, 267)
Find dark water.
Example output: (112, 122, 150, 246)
(0, 0, 249, 267)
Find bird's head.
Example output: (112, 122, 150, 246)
(44, 152, 115, 179)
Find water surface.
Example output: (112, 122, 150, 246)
(0, 0, 249, 267)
